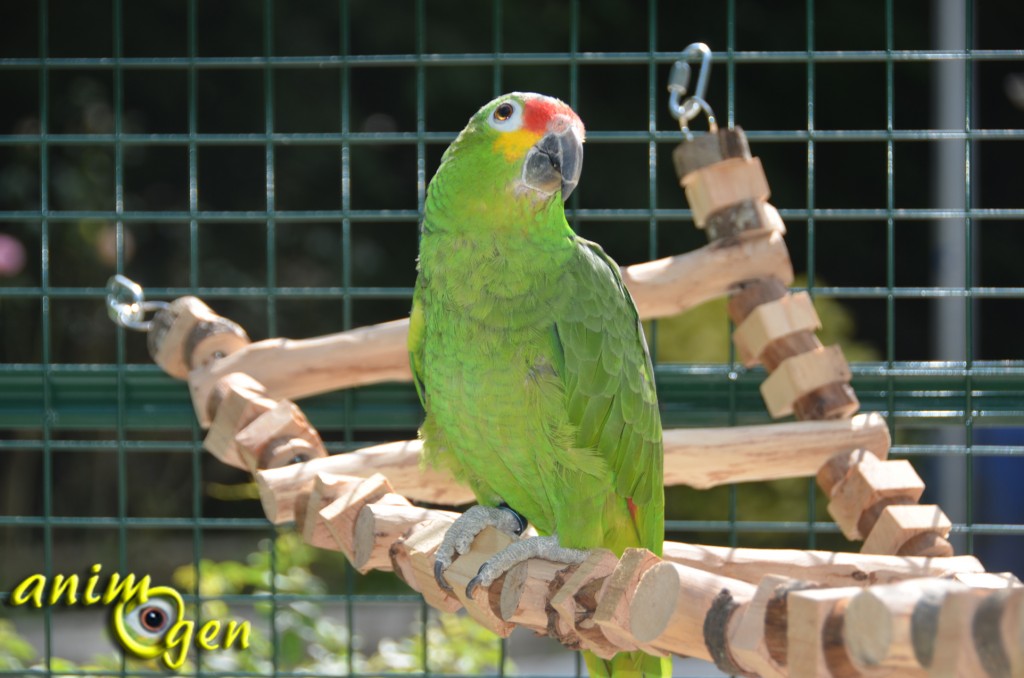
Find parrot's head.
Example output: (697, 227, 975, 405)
(429, 92, 585, 219)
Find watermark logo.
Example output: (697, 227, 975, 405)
(7, 564, 251, 670)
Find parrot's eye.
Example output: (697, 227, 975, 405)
(487, 100, 523, 131)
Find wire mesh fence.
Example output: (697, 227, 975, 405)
(1, 0, 1023, 676)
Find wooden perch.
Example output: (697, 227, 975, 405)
(621, 229, 793, 320)
(660, 542, 984, 588)
(662, 412, 889, 490)
(843, 576, 1022, 676)
(302, 489, 1004, 676)
(146, 233, 792, 425)
(255, 439, 474, 522)
(255, 413, 891, 523)
(186, 318, 414, 426)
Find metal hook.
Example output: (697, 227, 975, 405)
(667, 42, 718, 139)
(106, 274, 168, 332)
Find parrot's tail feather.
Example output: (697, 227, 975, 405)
(582, 650, 671, 677)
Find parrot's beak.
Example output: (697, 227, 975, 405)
(521, 114, 584, 201)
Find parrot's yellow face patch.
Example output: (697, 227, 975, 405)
(492, 128, 541, 162)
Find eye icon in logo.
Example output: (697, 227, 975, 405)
(111, 586, 184, 659)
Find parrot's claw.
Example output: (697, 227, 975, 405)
(434, 559, 454, 594)
(464, 535, 589, 598)
(434, 504, 527, 593)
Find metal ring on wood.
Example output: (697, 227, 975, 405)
(667, 42, 719, 139)
(106, 274, 169, 332)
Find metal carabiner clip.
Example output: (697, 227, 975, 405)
(106, 274, 168, 332)
(667, 42, 718, 139)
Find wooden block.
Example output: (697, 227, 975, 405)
(593, 549, 669, 657)
(390, 516, 463, 613)
(499, 557, 578, 634)
(861, 504, 952, 556)
(728, 581, 779, 676)
(727, 279, 860, 420)
(924, 588, 992, 678)
(1005, 589, 1024, 676)
(786, 586, 863, 678)
(317, 473, 395, 560)
(844, 578, 961, 675)
(793, 382, 861, 422)
(705, 199, 787, 242)
(972, 587, 1024, 677)
(202, 373, 274, 469)
(233, 399, 326, 472)
(626, 558, 756, 668)
(672, 127, 751, 178)
(261, 438, 322, 469)
(147, 296, 250, 380)
(548, 549, 622, 658)
(827, 455, 926, 541)
(439, 526, 516, 637)
(682, 156, 771, 227)
(353, 499, 441, 574)
(188, 319, 250, 373)
(728, 276, 789, 325)
(728, 575, 802, 678)
(188, 362, 221, 428)
(817, 448, 881, 495)
(292, 490, 313, 536)
(733, 291, 821, 367)
(760, 345, 853, 419)
(301, 472, 366, 550)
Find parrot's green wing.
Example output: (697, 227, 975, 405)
(408, 290, 427, 409)
(555, 238, 664, 556)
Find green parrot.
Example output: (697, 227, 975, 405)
(409, 92, 668, 677)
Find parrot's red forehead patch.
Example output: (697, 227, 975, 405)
(522, 96, 578, 134)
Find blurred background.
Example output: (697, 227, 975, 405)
(0, 0, 1022, 675)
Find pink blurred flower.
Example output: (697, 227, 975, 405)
(0, 233, 26, 277)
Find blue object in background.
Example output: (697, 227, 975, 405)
(972, 428, 1024, 578)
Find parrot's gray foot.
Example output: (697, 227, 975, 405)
(465, 535, 589, 598)
(434, 504, 527, 594)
